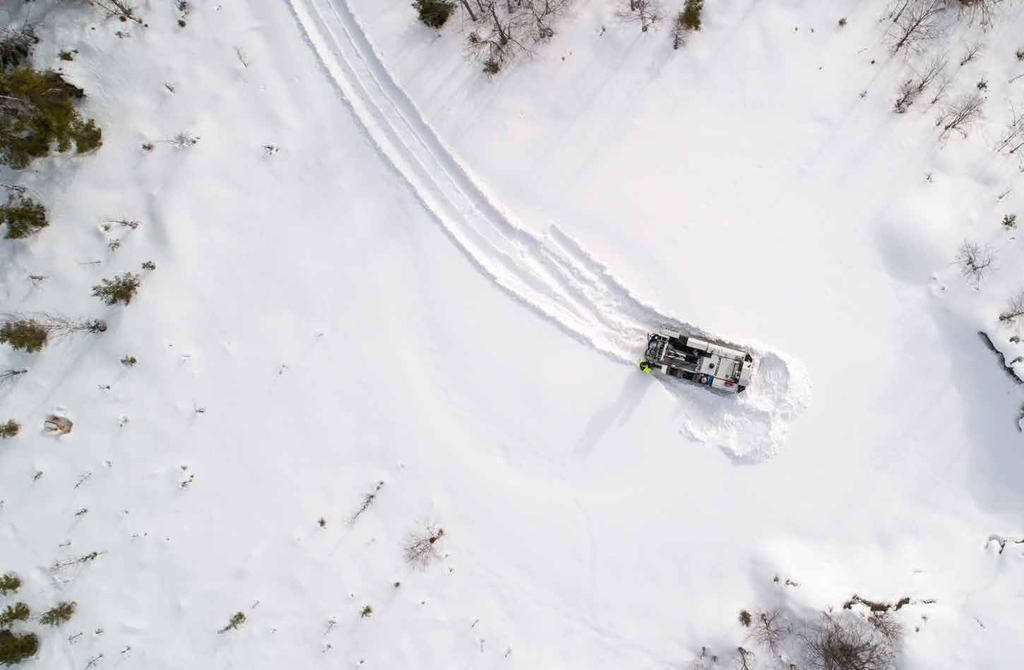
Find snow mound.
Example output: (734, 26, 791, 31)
(290, 0, 810, 457)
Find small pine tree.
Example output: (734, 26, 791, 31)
(0, 320, 48, 352)
(0, 67, 102, 168)
(0, 630, 38, 665)
(681, 0, 703, 30)
(92, 272, 141, 306)
(39, 601, 76, 627)
(0, 602, 29, 628)
(0, 574, 20, 595)
(412, 0, 455, 29)
(0, 420, 19, 439)
(218, 611, 246, 634)
(0, 194, 47, 239)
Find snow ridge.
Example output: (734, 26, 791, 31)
(286, 0, 810, 460)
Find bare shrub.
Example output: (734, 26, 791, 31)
(886, 0, 950, 54)
(994, 102, 1024, 155)
(802, 613, 899, 670)
(619, 0, 662, 33)
(958, 41, 983, 66)
(955, 240, 994, 287)
(751, 608, 788, 654)
(999, 290, 1024, 323)
(404, 525, 445, 567)
(735, 646, 755, 670)
(894, 55, 946, 112)
(936, 92, 984, 140)
(0, 368, 27, 386)
(464, 1, 569, 74)
(952, 0, 1007, 27)
(86, 0, 141, 24)
(0, 24, 38, 70)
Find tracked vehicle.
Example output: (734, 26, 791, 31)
(639, 330, 753, 394)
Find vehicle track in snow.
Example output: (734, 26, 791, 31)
(286, 0, 809, 461)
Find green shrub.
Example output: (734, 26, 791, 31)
(0, 420, 18, 439)
(0, 574, 19, 596)
(0, 194, 47, 239)
(0, 320, 48, 353)
(0, 603, 29, 629)
(92, 272, 141, 306)
(218, 611, 246, 634)
(681, 0, 703, 31)
(0, 67, 102, 169)
(0, 630, 38, 665)
(412, 0, 455, 29)
(39, 601, 76, 627)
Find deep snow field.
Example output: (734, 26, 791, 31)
(1, 0, 1023, 667)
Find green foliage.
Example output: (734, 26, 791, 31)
(0, 630, 38, 665)
(0, 420, 18, 439)
(0, 194, 47, 239)
(0, 27, 38, 71)
(218, 611, 246, 633)
(92, 272, 141, 306)
(0, 66, 102, 169)
(482, 59, 501, 75)
(0, 575, 19, 596)
(58, 50, 74, 62)
(681, 0, 703, 31)
(412, 0, 455, 29)
(739, 610, 752, 627)
(0, 320, 48, 353)
(39, 601, 75, 627)
(0, 603, 29, 629)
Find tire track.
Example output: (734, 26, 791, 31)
(286, 0, 810, 460)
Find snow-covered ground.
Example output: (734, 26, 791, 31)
(1, 0, 1022, 668)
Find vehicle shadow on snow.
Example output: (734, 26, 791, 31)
(574, 371, 651, 456)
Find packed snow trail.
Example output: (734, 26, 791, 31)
(286, 0, 810, 460)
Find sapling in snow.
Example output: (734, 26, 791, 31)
(0, 319, 48, 352)
(1, 315, 106, 353)
(0, 602, 30, 628)
(0, 574, 20, 595)
(0, 193, 46, 239)
(39, 601, 76, 627)
(413, 0, 455, 28)
(0, 420, 19, 439)
(92, 273, 141, 305)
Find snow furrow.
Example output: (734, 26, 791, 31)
(286, 0, 810, 460)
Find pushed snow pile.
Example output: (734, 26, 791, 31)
(675, 351, 811, 462)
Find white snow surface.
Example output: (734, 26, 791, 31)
(0, 0, 1022, 668)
